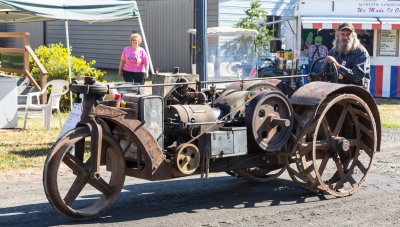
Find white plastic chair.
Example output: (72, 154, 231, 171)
(23, 80, 69, 131)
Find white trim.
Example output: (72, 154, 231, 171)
(382, 24, 392, 30)
(363, 24, 372, 30)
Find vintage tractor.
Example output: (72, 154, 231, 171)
(43, 69, 381, 220)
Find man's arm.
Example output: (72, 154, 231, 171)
(339, 51, 370, 85)
(338, 51, 369, 85)
(326, 49, 369, 85)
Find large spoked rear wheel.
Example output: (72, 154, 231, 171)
(287, 94, 377, 196)
(43, 126, 126, 220)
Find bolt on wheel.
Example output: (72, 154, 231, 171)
(43, 126, 126, 220)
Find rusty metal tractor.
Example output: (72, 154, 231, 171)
(43, 70, 381, 220)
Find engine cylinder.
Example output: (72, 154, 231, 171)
(165, 104, 216, 139)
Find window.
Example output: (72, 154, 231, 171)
(300, 29, 335, 52)
(377, 30, 399, 57)
(356, 30, 374, 56)
(266, 16, 281, 38)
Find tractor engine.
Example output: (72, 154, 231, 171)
(163, 85, 293, 158)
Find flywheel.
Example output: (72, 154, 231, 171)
(245, 90, 293, 152)
(174, 143, 200, 175)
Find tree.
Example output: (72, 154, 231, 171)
(234, 0, 276, 55)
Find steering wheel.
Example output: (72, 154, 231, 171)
(309, 57, 338, 83)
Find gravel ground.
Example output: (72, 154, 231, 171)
(381, 127, 400, 143)
(0, 128, 399, 226)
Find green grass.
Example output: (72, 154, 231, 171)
(0, 114, 67, 171)
(375, 98, 400, 128)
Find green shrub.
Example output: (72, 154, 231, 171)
(30, 43, 107, 111)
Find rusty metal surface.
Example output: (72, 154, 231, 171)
(290, 81, 381, 152)
(44, 76, 384, 220)
(43, 126, 126, 220)
(90, 104, 173, 181)
(224, 78, 294, 96)
(214, 90, 253, 120)
(165, 104, 216, 140)
(290, 82, 348, 106)
(287, 94, 377, 196)
(245, 90, 293, 152)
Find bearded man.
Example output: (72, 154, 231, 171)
(325, 23, 370, 89)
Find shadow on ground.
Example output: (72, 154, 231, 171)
(0, 174, 333, 226)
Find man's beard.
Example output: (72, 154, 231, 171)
(337, 39, 354, 56)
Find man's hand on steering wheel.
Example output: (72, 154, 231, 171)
(325, 56, 341, 71)
(308, 57, 339, 83)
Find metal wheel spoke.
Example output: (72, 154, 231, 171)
(355, 160, 368, 175)
(288, 166, 309, 182)
(333, 180, 345, 190)
(303, 164, 314, 175)
(318, 152, 330, 176)
(348, 139, 360, 147)
(64, 176, 88, 206)
(315, 140, 330, 150)
(299, 142, 312, 157)
(347, 175, 358, 187)
(333, 104, 349, 136)
(321, 117, 332, 137)
(351, 107, 369, 119)
(84, 157, 92, 168)
(333, 156, 346, 180)
(63, 153, 86, 174)
(88, 177, 113, 197)
(294, 112, 307, 127)
(358, 123, 374, 139)
(360, 142, 374, 158)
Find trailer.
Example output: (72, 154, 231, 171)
(295, 0, 400, 98)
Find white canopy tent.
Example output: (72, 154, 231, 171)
(0, 0, 154, 108)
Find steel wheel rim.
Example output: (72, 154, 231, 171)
(312, 94, 377, 196)
(43, 126, 126, 220)
(236, 165, 287, 183)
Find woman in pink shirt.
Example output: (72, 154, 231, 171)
(118, 33, 149, 84)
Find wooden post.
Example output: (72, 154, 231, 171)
(23, 33, 29, 79)
(24, 33, 46, 104)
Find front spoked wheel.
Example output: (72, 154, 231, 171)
(43, 126, 126, 220)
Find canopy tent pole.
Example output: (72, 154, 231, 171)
(196, 0, 208, 83)
(137, 13, 154, 74)
(65, 20, 73, 109)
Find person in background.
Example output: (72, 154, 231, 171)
(357, 29, 372, 55)
(119, 33, 149, 85)
(308, 35, 328, 74)
(325, 23, 370, 89)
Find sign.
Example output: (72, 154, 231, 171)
(297, 0, 400, 17)
(249, 66, 257, 77)
(379, 30, 398, 56)
(57, 102, 82, 140)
